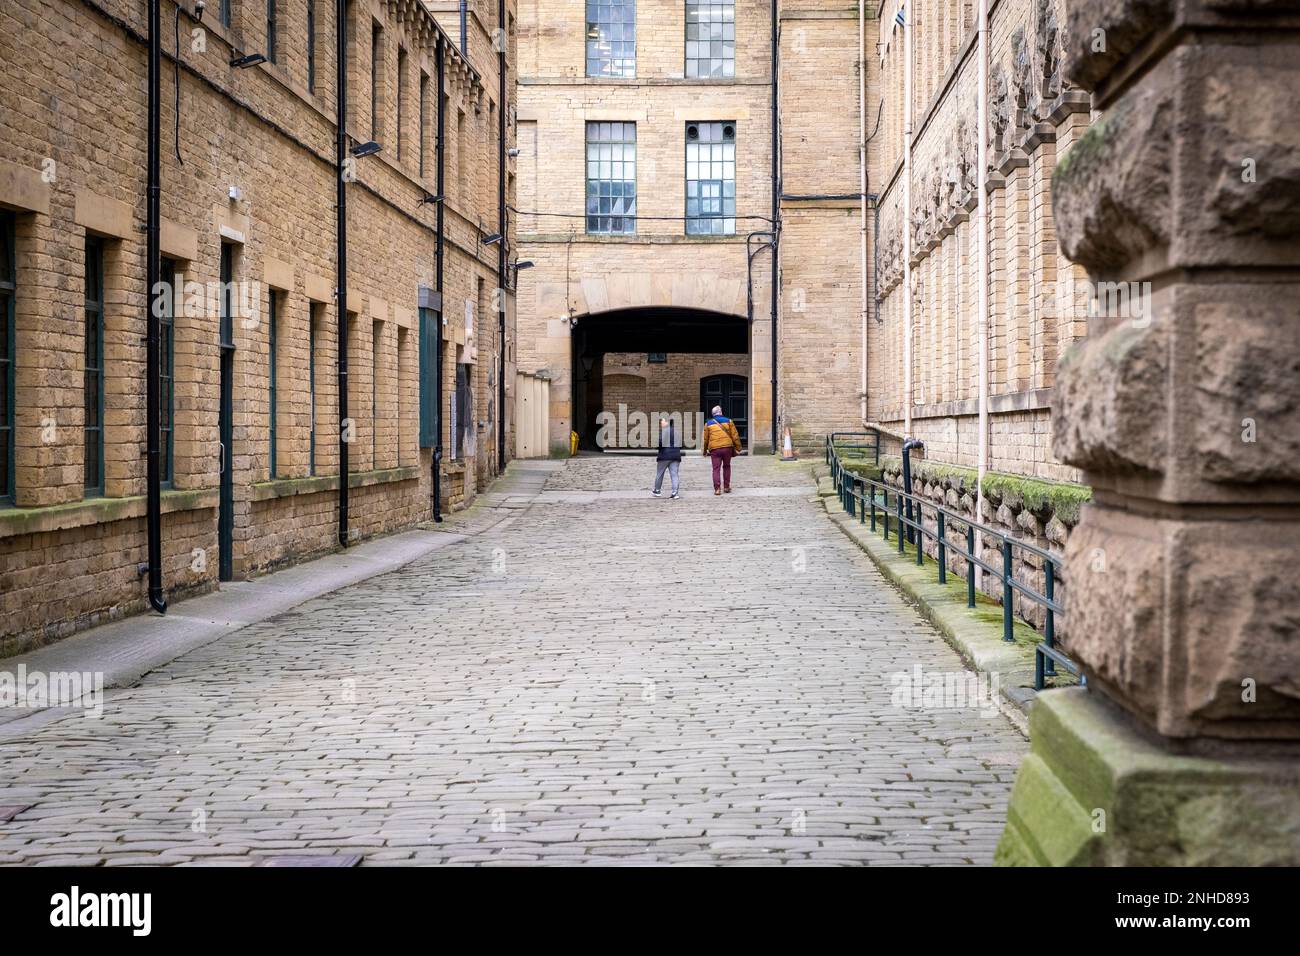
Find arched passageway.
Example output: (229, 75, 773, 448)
(571, 307, 750, 451)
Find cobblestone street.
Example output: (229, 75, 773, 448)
(0, 456, 1026, 866)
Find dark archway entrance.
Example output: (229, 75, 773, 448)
(572, 307, 749, 452)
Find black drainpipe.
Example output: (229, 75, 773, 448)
(432, 36, 446, 521)
(769, 0, 780, 455)
(902, 437, 924, 545)
(497, 0, 507, 473)
(459, 0, 468, 54)
(335, 0, 350, 547)
(145, 0, 166, 614)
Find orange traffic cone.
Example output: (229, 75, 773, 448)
(781, 426, 798, 461)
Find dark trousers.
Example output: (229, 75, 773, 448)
(710, 448, 734, 490)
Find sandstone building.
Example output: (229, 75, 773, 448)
(515, 0, 781, 453)
(513, 0, 1092, 479)
(514, 0, 1095, 614)
(0, 0, 517, 652)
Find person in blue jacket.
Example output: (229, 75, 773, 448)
(652, 417, 683, 499)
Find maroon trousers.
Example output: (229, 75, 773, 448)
(710, 448, 735, 490)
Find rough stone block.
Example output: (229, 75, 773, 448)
(1064, 504, 1300, 738)
(998, 688, 1300, 865)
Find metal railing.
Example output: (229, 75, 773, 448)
(826, 431, 881, 478)
(825, 435, 1081, 691)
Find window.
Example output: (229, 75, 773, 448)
(456, 110, 467, 204)
(307, 0, 316, 92)
(219, 243, 235, 347)
(419, 71, 429, 177)
(586, 121, 636, 235)
(268, 289, 280, 478)
(685, 0, 735, 79)
(266, 0, 278, 63)
(453, 360, 472, 460)
(0, 213, 14, 503)
(685, 121, 735, 235)
(586, 0, 636, 78)
(397, 47, 408, 162)
(160, 257, 177, 487)
(309, 302, 321, 475)
(396, 326, 408, 467)
(84, 236, 105, 494)
(371, 23, 382, 142)
(219, 0, 231, 29)
(418, 307, 438, 450)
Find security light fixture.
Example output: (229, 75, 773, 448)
(230, 53, 267, 69)
(481, 232, 503, 246)
(417, 192, 444, 207)
(514, 260, 534, 270)
(350, 141, 382, 158)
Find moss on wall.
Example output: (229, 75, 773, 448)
(876, 455, 1092, 525)
(981, 473, 1093, 524)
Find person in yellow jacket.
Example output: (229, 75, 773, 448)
(701, 405, 742, 495)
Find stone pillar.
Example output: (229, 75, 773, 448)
(997, 1, 1300, 865)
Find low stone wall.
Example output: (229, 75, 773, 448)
(845, 454, 1091, 643)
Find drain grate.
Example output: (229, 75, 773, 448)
(0, 805, 32, 823)
(254, 855, 362, 868)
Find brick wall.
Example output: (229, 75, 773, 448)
(0, 0, 516, 653)
(871, 0, 1089, 485)
(598, 351, 747, 448)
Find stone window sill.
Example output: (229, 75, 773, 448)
(0, 488, 219, 540)
(251, 465, 420, 502)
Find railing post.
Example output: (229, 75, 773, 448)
(1035, 648, 1045, 692)
(966, 524, 976, 608)
(937, 511, 946, 584)
(869, 484, 877, 532)
(915, 501, 924, 565)
(857, 479, 865, 523)
(1044, 560, 1057, 676)
(897, 494, 904, 553)
(1002, 539, 1014, 642)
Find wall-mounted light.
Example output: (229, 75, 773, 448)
(350, 141, 382, 158)
(507, 147, 520, 158)
(230, 53, 267, 69)
(417, 192, 443, 208)
(481, 232, 503, 246)
(514, 260, 534, 271)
